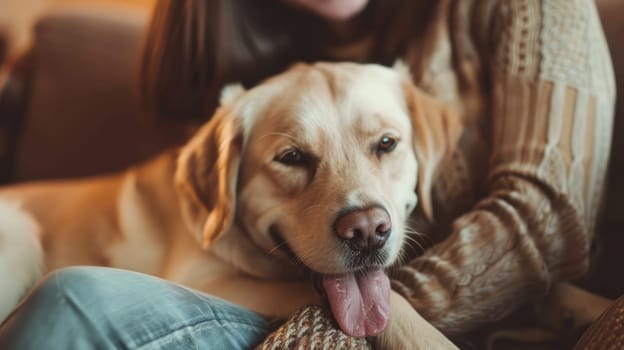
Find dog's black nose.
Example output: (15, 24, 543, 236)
(334, 207, 391, 251)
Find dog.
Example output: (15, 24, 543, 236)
(0, 62, 462, 348)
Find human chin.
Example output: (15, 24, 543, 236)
(285, 0, 369, 21)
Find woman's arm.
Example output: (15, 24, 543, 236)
(393, 0, 615, 334)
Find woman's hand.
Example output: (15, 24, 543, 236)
(375, 290, 458, 350)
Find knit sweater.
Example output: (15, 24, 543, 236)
(258, 0, 615, 347)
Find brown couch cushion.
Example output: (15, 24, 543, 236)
(14, 2, 176, 181)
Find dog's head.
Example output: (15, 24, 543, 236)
(175, 62, 461, 337)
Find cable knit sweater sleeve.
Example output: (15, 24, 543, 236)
(392, 0, 615, 334)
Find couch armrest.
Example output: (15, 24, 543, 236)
(0, 49, 33, 184)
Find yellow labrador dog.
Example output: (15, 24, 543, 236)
(0, 62, 461, 348)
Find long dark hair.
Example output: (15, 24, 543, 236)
(139, 0, 439, 129)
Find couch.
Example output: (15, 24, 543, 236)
(0, 1, 175, 184)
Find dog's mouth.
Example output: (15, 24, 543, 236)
(269, 224, 391, 338)
(268, 224, 300, 263)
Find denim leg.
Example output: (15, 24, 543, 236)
(0, 267, 271, 350)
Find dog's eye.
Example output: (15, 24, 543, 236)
(376, 135, 398, 154)
(276, 148, 305, 166)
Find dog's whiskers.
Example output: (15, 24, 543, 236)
(403, 226, 425, 237)
(268, 241, 290, 255)
(395, 244, 410, 269)
(403, 234, 425, 252)
(404, 225, 431, 243)
(392, 224, 429, 269)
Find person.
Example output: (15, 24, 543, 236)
(0, 0, 615, 348)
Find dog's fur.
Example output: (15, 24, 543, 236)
(0, 62, 462, 348)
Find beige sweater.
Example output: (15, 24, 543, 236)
(391, 0, 615, 334)
(259, 0, 615, 346)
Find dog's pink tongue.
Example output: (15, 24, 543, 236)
(322, 269, 390, 338)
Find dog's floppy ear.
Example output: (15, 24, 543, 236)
(175, 85, 245, 248)
(395, 62, 463, 222)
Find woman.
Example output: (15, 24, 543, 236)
(0, 0, 615, 348)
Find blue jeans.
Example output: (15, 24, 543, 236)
(0, 267, 271, 349)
